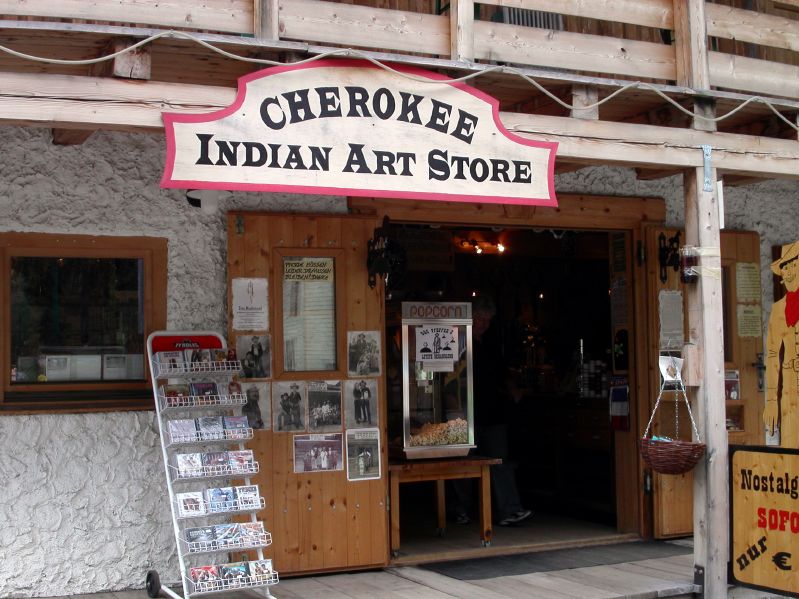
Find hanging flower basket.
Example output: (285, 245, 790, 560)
(639, 437, 705, 475)
(640, 355, 705, 476)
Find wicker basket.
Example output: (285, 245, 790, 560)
(639, 438, 706, 475)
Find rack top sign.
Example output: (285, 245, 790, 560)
(161, 59, 558, 207)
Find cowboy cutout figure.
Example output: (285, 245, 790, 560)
(764, 240, 799, 445)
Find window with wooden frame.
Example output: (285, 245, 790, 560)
(0, 232, 167, 413)
(273, 248, 346, 378)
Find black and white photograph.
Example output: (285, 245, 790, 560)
(272, 381, 306, 432)
(293, 433, 343, 473)
(241, 381, 271, 430)
(236, 333, 271, 379)
(307, 380, 342, 433)
(343, 378, 378, 429)
(346, 428, 381, 481)
(346, 330, 381, 377)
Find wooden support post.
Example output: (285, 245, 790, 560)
(450, 0, 474, 62)
(674, 1, 727, 597)
(254, 0, 280, 40)
(570, 85, 599, 120)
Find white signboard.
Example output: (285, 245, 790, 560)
(162, 59, 557, 206)
(416, 324, 458, 363)
(232, 277, 269, 331)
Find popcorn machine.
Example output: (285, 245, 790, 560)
(400, 302, 475, 458)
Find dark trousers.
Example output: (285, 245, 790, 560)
(451, 424, 524, 522)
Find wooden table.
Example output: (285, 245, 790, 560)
(388, 456, 501, 556)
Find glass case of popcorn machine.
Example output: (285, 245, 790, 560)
(401, 301, 475, 459)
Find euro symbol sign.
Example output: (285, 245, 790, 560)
(773, 552, 792, 571)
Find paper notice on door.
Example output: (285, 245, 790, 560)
(232, 277, 269, 331)
(737, 304, 762, 338)
(735, 263, 761, 303)
(658, 289, 684, 351)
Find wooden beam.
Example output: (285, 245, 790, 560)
(2, 72, 798, 179)
(0, 0, 252, 35)
(450, 0, 474, 62)
(501, 111, 799, 178)
(474, 21, 676, 81)
(280, 0, 449, 56)
(109, 38, 151, 80)
(478, 0, 674, 29)
(710, 51, 799, 100)
(705, 3, 799, 53)
(673, 0, 710, 90)
(254, 0, 280, 40)
(570, 85, 599, 120)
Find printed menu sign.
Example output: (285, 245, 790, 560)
(730, 446, 799, 597)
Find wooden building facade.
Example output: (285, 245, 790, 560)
(2, 2, 799, 597)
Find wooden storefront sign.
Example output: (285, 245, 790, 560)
(162, 59, 557, 206)
(730, 446, 799, 597)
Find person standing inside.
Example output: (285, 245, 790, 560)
(765, 240, 799, 445)
(453, 295, 532, 526)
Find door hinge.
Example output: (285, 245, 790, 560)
(235, 215, 245, 235)
(636, 240, 645, 267)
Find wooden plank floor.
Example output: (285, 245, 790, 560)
(50, 554, 699, 599)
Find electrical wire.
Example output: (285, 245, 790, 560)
(0, 28, 796, 132)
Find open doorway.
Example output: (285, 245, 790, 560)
(385, 223, 631, 560)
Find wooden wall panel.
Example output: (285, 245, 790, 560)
(228, 211, 387, 576)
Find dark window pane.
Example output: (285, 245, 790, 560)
(11, 257, 145, 383)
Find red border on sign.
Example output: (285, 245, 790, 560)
(161, 58, 558, 207)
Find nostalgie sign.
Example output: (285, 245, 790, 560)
(161, 59, 557, 206)
(730, 446, 799, 597)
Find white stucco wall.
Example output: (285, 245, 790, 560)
(0, 125, 797, 597)
(0, 126, 345, 598)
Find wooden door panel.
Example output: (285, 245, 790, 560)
(228, 212, 388, 574)
(646, 227, 764, 538)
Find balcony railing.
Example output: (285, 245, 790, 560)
(1, 0, 798, 101)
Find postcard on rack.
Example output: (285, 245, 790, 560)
(213, 523, 240, 548)
(228, 449, 255, 472)
(223, 415, 249, 431)
(249, 559, 273, 579)
(156, 350, 185, 370)
(219, 561, 249, 581)
(175, 452, 204, 478)
(176, 491, 206, 517)
(167, 419, 198, 444)
(234, 485, 260, 509)
(196, 416, 225, 439)
(206, 486, 237, 512)
(189, 565, 219, 590)
(212, 348, 228, 364)
(162, 384, 191, 407)
(201, 451, 229, 473)
(190, 381, 218, 397)
(239, 521, 265, 545)
(185, 525, 216, 546)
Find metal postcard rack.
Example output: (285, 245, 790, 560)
(145, 330, 279, 599)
